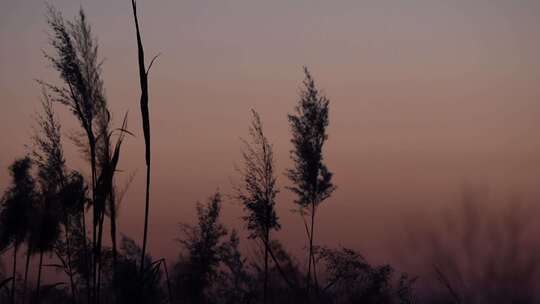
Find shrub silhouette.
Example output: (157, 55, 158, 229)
(0, 157, 37, 304)
(172, 192, 229, 304)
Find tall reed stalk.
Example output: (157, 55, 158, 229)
(131, 0, 158, 274)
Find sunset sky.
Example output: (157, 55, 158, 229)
(1, 0, 540, 268)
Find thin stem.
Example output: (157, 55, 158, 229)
(64, 215, 77, 303)
(131, 0, 153, 275)
(141, 166, 151, 273)
(11, 241, 18, 304)
(264, 230, 269, 304)
(95, 211, 105, 304)
(35, 248, 44, 303)
(81, 204, 91, 304)
(22, 244, 31, 304)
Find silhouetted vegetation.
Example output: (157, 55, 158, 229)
(0, 157, 36, 303)
(235, 110, 280, 304)
(400, 188, 540, 303)
(1, 4, 539, 304)
(130, 0, 158, 276)
(287, 67, 336, 300)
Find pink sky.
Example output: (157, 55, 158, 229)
(1, 0, 540, 268)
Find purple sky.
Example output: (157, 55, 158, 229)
(1, 0, 540, 271)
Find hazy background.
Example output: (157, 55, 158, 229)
(1, 0, 540, 271)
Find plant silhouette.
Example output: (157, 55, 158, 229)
(236, 110, 280, 304)
(130, 0, 158, 276)
(287, 67, 336, 298)
(29, 90, 66, 302)
(1, 4, 539, 304)
(0, 157, 36, 304)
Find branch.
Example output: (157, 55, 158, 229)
(434, 264, 461, 304)
(266, 243, 297, 291)
(146, 53, 161, 75)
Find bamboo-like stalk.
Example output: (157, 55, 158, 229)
(131, 0, 158, 274)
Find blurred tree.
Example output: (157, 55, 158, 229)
(216, 230, 255, 304)
(0, 157, 36, 304)
(173, 192, 228, 304)
(317, 246, 415, 304)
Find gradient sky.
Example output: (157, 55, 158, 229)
(1, 0, 540, 267)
